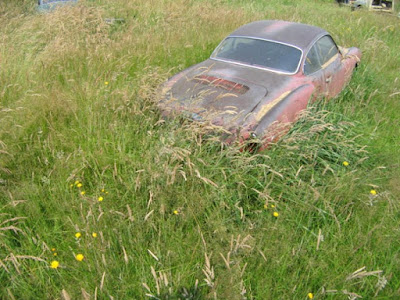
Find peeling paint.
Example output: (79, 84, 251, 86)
(255, 90, 291, 122)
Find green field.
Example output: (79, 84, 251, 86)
(1, 0, 399, 299)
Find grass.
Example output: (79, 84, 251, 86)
(1, 0, 400, 299)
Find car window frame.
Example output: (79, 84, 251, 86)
(210, 36, 304, 76)
(302, 34, 341, 76)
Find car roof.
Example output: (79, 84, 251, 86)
(228, 20, 328, 51)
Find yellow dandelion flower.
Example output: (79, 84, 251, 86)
(50, 260, 59, 269)
(106, 191, 109, 194)
(173, 210, 179, 215)
(370, 189, 377, 195)
(70, 184, 73, 187)
(51, 248, 56, 252)
(98, 196, 104, 202)
(105, 81, 109, 85)
(92, 232, 97, 238)
(101, 189, 105, 193)
(74, 180, 80, 185)
(77, 183, 82, 188)
(75, 254, 84, 261)
(308, 293, 314, 299)
(263, 204, 268, 209)
(343, 161, 349, 166)
(80, 191, 86, 195)
(75, 232, 81, 238)
(271, 204, 275, 208)
(53, 252, 57, 256)
(273, 211, 279, 217)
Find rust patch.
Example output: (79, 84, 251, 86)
(194, 75, 249, 95)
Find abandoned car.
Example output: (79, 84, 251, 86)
(159, 20, 361, 147)
(350, 0, 395, 12)
(37, 0, 78, 11)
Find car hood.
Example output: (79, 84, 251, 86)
(161, 59, 291, 128)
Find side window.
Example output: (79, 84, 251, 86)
(304, 44, 320, 75)
(304, 35, 339, 75)
(316, 35, 339, 66)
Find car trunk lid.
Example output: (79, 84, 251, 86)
(168, 67, 268, 126)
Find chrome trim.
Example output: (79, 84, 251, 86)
(210, 35, 304, 75)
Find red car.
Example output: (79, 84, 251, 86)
(159, 20, 361, 148)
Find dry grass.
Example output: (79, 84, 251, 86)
(0, 0, 399, 299)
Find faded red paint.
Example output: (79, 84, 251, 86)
(261, 20, 290, 35)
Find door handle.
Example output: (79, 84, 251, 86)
(326, 77, 332, 83)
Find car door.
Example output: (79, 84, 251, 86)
(303, 41, 327, 100)
(314, 35, 348, 98)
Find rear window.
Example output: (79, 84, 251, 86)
(211, 37, 302, 74)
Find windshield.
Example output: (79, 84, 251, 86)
(211, 37, 302, 74)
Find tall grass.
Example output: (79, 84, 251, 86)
(0, 0, 399, 298)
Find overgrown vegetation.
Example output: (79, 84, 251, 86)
(0, 0, 399, 298)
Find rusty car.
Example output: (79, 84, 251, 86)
(158, 20, 361, 148)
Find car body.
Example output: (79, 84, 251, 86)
(37, 0, 78, 12)
(350, 0, 395, 12)
(159, 20, 361, 148)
